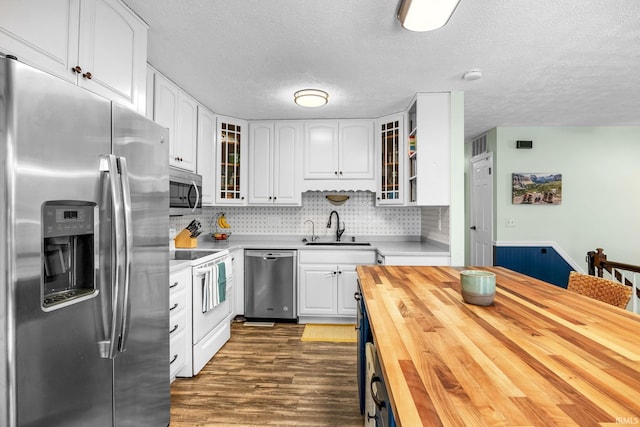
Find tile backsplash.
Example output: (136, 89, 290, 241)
(170, 191, 449, 244)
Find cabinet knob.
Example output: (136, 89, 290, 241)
(82, 71, 92, 80)
(269, 196, 272, 200)
(334, 171, 338, 175)
(339, 171, 343, 175)
(71, 65, 82, 74)
(241, 196, 245, 200)
(273, 196, 277, 200)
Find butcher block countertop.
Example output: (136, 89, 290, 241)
(356, 265, 640, 426)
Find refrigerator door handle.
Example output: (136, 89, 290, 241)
(117, 156, 133, 352)
(98, 154, 127, 360)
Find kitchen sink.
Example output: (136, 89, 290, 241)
(304, 241, 371, 246)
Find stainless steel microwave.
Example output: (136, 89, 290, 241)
(169, 168, 202, 216)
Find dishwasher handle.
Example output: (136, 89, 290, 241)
(245, 251, 295, 261)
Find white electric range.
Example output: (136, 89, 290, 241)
(171, 249, 233, 377)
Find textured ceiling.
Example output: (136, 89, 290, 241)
(123, 0, 640, 141)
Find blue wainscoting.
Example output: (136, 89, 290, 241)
(494, 246, 574, 288)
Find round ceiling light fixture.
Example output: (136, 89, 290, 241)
(294, 89, 329, 107)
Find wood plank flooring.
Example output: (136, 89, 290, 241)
(170, 322, 363, 426)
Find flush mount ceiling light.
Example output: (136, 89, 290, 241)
(397, 0, 461, 32)
(294, 89, 329, 108)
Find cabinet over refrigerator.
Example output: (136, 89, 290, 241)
(0, 55, 170, 426)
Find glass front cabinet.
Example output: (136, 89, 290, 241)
(376, 113, 405, 205)
(216, 116, 248, 205)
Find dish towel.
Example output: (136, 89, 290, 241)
(198, 264, 218, 313)
(217, 261, 226, 304)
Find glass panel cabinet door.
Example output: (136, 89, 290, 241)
(377, 114, 404, 205)
(217, 119, 246, 204)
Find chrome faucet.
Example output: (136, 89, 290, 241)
(327, 210, 346, 242)
(304, 219, 319, 242)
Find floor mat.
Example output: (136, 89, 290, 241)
(301, 323, 357, 343)
(243, 321, 275, 327)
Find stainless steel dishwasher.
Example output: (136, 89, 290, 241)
(244, 250, 297, 320)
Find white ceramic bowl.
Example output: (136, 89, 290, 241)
(460, 270, 496, 306)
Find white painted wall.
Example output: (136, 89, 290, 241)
(491, 126, 640, 267)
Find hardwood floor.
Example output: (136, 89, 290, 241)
(170, 322, 363, 426)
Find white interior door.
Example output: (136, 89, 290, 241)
(470, 153, 493, 266)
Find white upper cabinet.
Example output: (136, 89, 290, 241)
(302, 119, 375, 191)
(338, 120, 375, 180)
(175, 91, 198, 171)
(375, 113, 405, 206)
(0, 0, 147, 113)
(216, 116, 248, 205)
(303, 121, 339, 180)
(273, 122, 302, 205)
(248, 121, 301, 205)
(153, 72, 197, 172)
(197, 106, 216, 206)
(248, 122, 273, 204)
(407, 93, 454, 206)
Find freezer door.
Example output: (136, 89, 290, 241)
(111, 103, 170, 427)
(5, 59, 114, 426)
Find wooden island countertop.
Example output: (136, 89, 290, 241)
(356, 265, 640, 426)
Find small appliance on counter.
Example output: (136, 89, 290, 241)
(175, 219, 202, 248)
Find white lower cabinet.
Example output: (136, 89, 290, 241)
(230, 248, 245, 316)
(298, 250, 375, 322)
(169, 266, 191, 382)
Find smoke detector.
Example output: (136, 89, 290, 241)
(463, 69, 483, 81)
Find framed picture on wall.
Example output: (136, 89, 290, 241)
(512, 173, 562, 205)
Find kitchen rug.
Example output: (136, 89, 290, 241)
(301, 324, 357, 343)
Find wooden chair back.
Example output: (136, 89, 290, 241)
(567, 271, 632, 309)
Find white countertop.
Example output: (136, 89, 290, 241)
(174, 234, 449, 257)
(170, 235, 449, 272)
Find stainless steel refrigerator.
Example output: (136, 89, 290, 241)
(0, 55, 170, 426)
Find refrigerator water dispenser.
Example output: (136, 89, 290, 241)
(41, 201, 98, 310)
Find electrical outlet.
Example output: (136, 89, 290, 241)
(505, 218, 516, 227)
